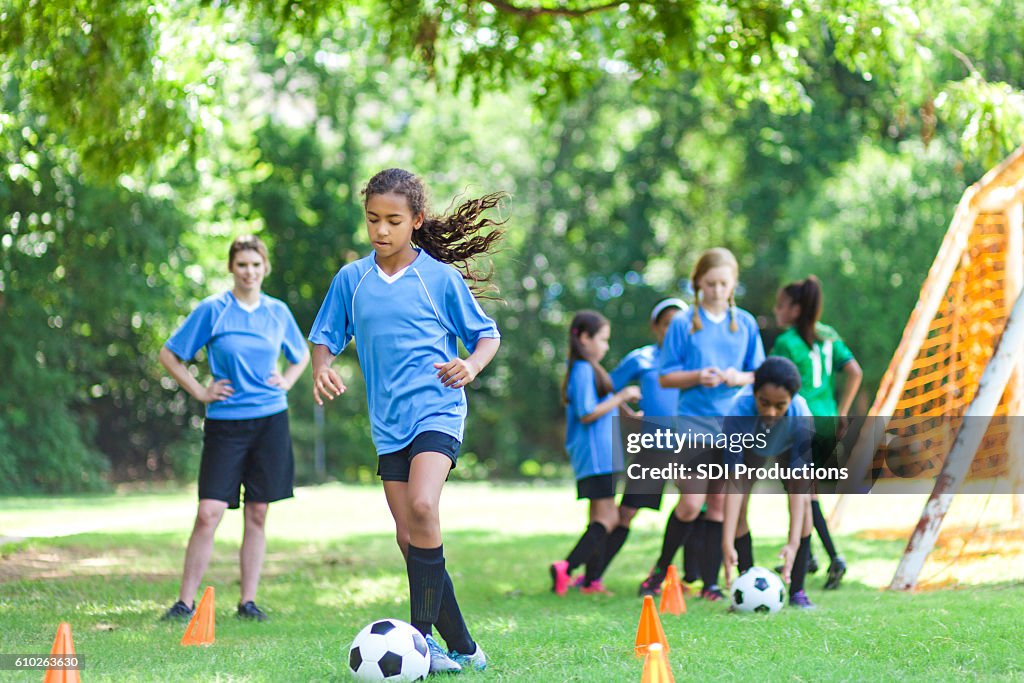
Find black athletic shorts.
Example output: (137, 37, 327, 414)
(576, 473, 620, 500)
(377, 431, 461, 482)
(199, 409, 294, 509)
(620, 449, 671, 510)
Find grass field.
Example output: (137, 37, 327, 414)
(2, 484, 1023, 681)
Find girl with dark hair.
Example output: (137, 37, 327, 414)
(550, 311, 641, 596)
(772, 275, 863, 589)
(720, 356, 817, 609)
(309, 168, 504, 673)
(159, 235, 309, 623)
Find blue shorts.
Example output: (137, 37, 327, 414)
(377, 431, 461, 482)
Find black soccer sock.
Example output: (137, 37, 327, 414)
(656, 512, 693, 572)
(583, 532, 608, 585)
(436, 570, 475, 655)
(790, 535, 812, 594)
(811, 500, 839, 561)
(407, 544, 445, 637)
(595, 525, 630, 577)
(735, 532, 754, 574)
(682, 513, 705, 582)
(700, 520, 724, 589)
(566, 522, 608, 573)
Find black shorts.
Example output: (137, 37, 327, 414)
(199, 409, 295, 509)
(620, 449, 671, 509)
(576, 473, 619, 500)
(377, 431, 461, 482)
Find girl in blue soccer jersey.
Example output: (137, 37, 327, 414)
(720, 357, 817, 609)
(309, 169, 503, 674)
(159, 235, 310, 623)
(594, 299, 706, 586)
(638, 247, 765, 601)
(550, 310, 641, 596)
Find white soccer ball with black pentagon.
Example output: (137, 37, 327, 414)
(730, 566, 786, 614)
(348, 618, 429, 681)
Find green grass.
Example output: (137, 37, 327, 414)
(1, 484, 1023, 681)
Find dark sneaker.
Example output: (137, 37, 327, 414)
(425, 634, 461, 674)
(237, 601, 268, 622)
(701, 585, 726, 602)
(638, 566, 667, 597)
(161, 600, 194, 622)
(824, 556, 847, 590)
(808, 552, 820, 574)
(789, 589, 817, 609)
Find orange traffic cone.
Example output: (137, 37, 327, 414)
(43, 622, 81, 683)
(634, 595, 669, 658)
(659, 565, 686, 615)
(640, 642, 675, 683)
(181, 586, 215, 646)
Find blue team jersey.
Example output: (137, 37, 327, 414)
(165, 291, 308, 420)
(723, 388, 814, 466)
(659, 307, 765, 418)
(565, 360, 619, 480)
(308, 249, 500, 455)
(610, 344, 679, 417)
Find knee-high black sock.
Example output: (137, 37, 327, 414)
(656, 512, 693, 572)
(682, 514, 704, 582)
(701, 520, 724, 589)
(735, 532, 754, 574)
(811, 500, 838, 560)
(791, 535, 812, 594)
(596, 525, 630, 577)
(407, 544, 446, 637)
(436, 570, 475, 655)
(566, 522, 608, 573)
(583, 532, 608, 585)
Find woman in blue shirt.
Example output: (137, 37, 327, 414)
(309, 168, 503, 674)
(159, 235, 309, 623)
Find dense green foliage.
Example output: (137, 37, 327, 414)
(2, 1, 1024, 490)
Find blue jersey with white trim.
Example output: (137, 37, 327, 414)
(165, 291, 308, 420)
(308, 249, 500, 454)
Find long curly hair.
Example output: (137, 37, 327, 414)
(361, 168, 508, 294)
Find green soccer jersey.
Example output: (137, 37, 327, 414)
(770, 323, 855, 417)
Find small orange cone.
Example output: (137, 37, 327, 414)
(640, 642, 676, 683)
(181, 586, 215, 646)
(659, 565, 686, 615)
(634, 595, 669, 658)
(43, 622, 80, 683)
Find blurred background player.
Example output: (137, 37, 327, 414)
(771, 275, 863, 589)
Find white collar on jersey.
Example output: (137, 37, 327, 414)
(702, 307, 728, 324)
(375, 263, 411, 283)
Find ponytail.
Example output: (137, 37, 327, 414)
(362, 169, 508, 295)
(781, 275, 823, 347)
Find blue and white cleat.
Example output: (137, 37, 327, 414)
(425, 634, 462, 674)
(450, 643, 487, 671)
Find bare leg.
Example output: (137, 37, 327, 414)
(240, 502, 268, 604)
(178, 499, 228, 605)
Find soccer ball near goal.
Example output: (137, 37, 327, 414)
(730, 566, 786, 614)
(348, 618, 430, 681)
